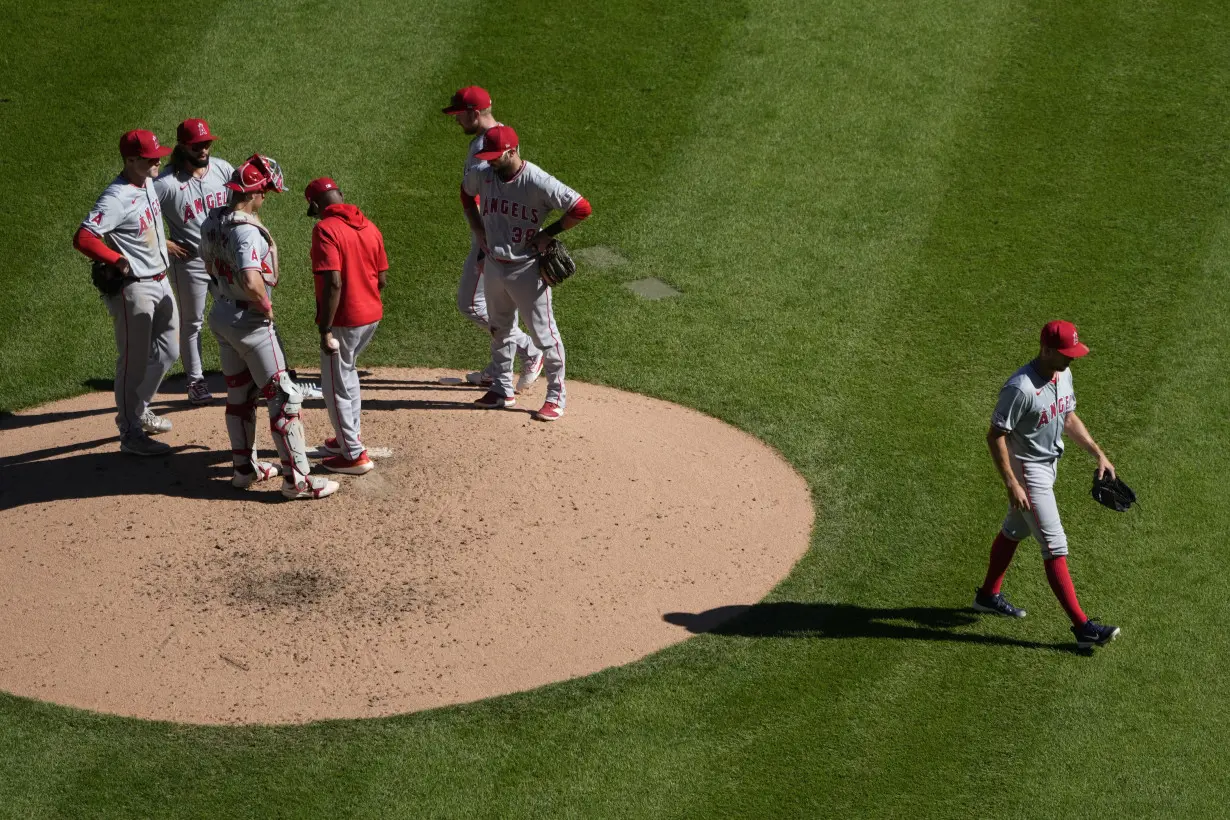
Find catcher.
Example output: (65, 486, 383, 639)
(461, 124, 591, 421)
(972, 320, 1122, 649)
(200, 154, 339, 501)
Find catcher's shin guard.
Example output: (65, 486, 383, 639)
(225, 371, 260, 471)
(265, 371, 312, 484)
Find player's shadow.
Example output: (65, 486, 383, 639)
(663, 602, 1075, 652)
(0, 445, 289, 510)
(0, 406, 116, 431)
(359, 397, 496, 412)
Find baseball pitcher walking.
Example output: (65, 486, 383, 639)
(154, 118, 235, 406)
(200, 155, 338, 500)
(73, 129, 181, 456)
(443, 86, 543, 391)
(462, 125, 592, 420)
(305, 178, 388, 475)
(974, 321, 1120, 649)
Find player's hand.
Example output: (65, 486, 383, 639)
(532, 232, 554, 253)
(1007, 481, 1031, 511)
(476, 232, 491, 255)
(114, 257, 131, 277)
(320, 331, 338, 353)
(166, 240, 190, 260)
(1095, 457, 1116, 481)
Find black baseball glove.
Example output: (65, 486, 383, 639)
(538, 238, 576, 287)
(1091, 471, 1136, 512)
(90, 260, 131, 297)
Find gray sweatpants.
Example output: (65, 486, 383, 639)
(459, 239, 540, 376)
(484, 257, 565, 405)
(104, 275, 179, 437)
(168, 256, 211, 383)
(320, 321, 379, 460)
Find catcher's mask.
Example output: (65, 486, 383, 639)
(225, 154, 287, 194)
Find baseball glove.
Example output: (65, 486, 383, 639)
(538, 238, 576, 287)
(90, 260, 131, 296)
(1091, 471, 1136, 512)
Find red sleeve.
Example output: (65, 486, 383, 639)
(566, 198, 592, 221)
(73, 226, 123, 265)
(375, 229, 389, 273)
(310, 223, 342, 273)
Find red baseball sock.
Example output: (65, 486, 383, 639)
(979, 532, 1019, 596)
(1044, 556, 1087, 626)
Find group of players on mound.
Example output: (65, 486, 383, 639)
(71, 88, 1118, 649)
(73, 86, 590, 501)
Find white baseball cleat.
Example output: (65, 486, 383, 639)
(281, 475, 339, 500)
(119, 434, 171, 456)
(140, 409, 173, 434)
(516, 353, 545, 393)
(297, 381, 324, 400)
(231, 461, 280, 489)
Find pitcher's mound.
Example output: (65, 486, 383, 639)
(0, 369, 812, 725)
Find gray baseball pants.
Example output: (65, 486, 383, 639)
(320, 321, 379, 461)
(484, 257, 565, 405)
(459, 239, 540, 377)
(104, 275, 179, 438)
(168, 256, 211, 383)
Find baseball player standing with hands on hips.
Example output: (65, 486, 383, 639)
(973, 321, 1120, 649)
(462, 125, 591, 421)
(154, 118, 235, 406)
(305, 178, 388, 475)
(200, 155, 339, 500)
(73, 129, 180, 456)
(443, 86, 543, 392)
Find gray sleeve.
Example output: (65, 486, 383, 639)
(462, 166, 481, 198)
(81, 191, 122, 236)
(990, 385, 1029, 432)
(232, 225, 263, 272)
(536, 171, 581, 213)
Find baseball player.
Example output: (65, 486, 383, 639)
(443, 86, 543, 392)
(305, 178, 388, 475)
(154, 118, 235, 406)
(462, 125, 592, 420)
(199, 154, 339, 500)
(73, 129, 180, 456)
(973, 320, 1120, 649)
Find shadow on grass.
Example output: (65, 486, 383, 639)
(664, 603, 1076, 652)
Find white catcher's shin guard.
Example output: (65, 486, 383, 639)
(267, 372, 312, 485)
(225, 382, 260, 472)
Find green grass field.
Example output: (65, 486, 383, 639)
(3, 0, 1230, 816)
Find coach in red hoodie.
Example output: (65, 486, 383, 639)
(306, 178, 389, 475)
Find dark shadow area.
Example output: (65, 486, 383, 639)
(0, 445, 288, 510)
(0, 406, 116, 431)
(664, 603, 1075, 652)
(358, 397, 502, 413)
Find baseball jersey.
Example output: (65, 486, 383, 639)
(81, 176, 170, 278)
(310, 203, 387, 327)
(200, 214, 275, 304)
(991, 363, 1076, 463)
(462, 160, 580, 266)
(153, 157, 236, 254)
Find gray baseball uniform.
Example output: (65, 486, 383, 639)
(154, 157, 235, 383)
(460, 130, 540, 378)
(201, 209, 314, 487)
(462, 160, 581, 404)
(991, 363, 1077, 556)
(81, 176, 180, 439)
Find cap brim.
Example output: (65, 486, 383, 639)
(181, 135, 215, 145)
(442, 105, 468, 114)
(1058, 343, 1090, 357)
(223, 181, 248, 192)
(473, 149, 505, 161)
(137, 146, 173, 159)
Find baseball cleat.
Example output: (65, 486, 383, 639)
(281, 475, 340, 500)
(466, 371, 495, 387)
(187, 379, 214, 406)
(321, 437, 344, 455)
(119, 434, 171, 456)
(516, 353, 545, 393)
(533, 401, 564, 422)
(297, 381, 324, 400)
(140, 409, 173, 434)
(322, 451, 375, 475)
(1071, 618, 1120, 649)
(473, 391, 515, 409)
(972, 590, 1027, 618)
(231, 461, 280, 489)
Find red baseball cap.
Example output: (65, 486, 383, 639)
(473, 125, 518, 161)
(119, 130, 172, 159)
(1041, 320, 1090, 357)
(177, 118, 216, 145)
(304, 177, 339, 202)
(442, 86, 492, 114)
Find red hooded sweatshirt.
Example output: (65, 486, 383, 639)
(311, 203, 388, 327)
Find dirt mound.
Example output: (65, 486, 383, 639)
(0, 369, 812, 724)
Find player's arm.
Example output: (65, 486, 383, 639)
(237, 268, 273, 319)
(316, 270, 342, 351)
(533, 197, 591, 252)
(987, 428, 1030, 511)
(1063, 412, 1115, 479)
(460, 185, 488, 252)
(75, 196, 130, 273)
(153, 176, 190, 260)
